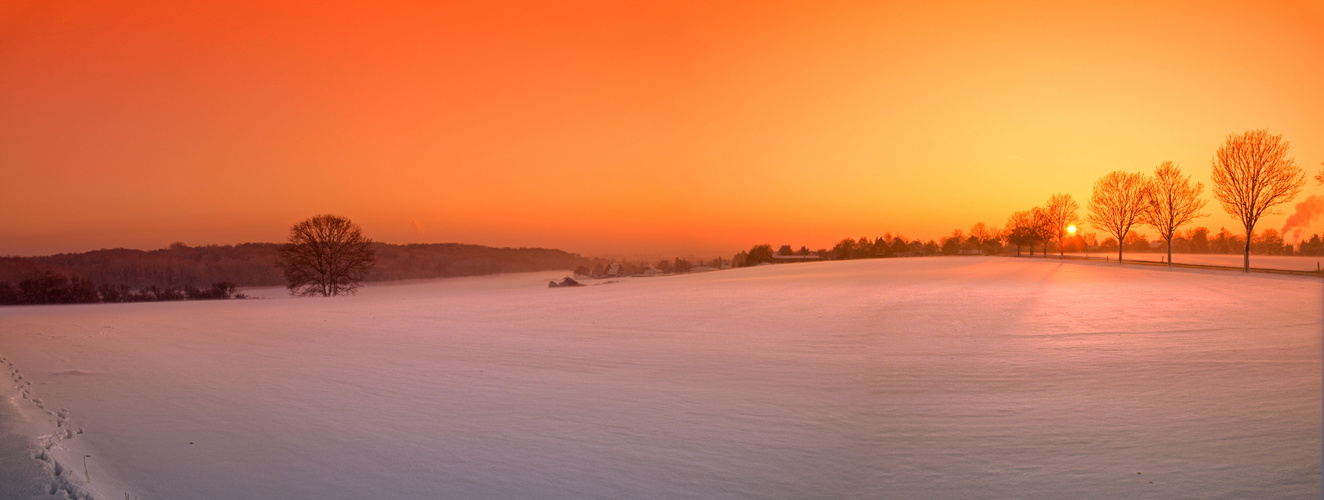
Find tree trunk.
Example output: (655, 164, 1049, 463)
(1243, 224, 1252, 272)
(1117, 231, 1124, 262)
(1166, 237, 1172, 268)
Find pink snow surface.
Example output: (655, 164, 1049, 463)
(1060, 252, 1324, 271)
(1, 257, 1320, 499)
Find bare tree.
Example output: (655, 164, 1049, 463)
(1088, 170, 1150, 262)
(277, 214, 376, 296)
(1030, 206, 1055, 256)
(941, 229, 965, 255)
(983, 225, 1003, 254)
(1005, 209, 1052, 257)
(969, 222, 994, 254)
(1210, 129, 1306, 271)
(1004, 211, 1034, 256)
(1043, 193, 1079, 258)
(1142, 161, 1208, 267)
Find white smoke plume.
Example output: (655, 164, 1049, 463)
(1280, 195, 1324, 246)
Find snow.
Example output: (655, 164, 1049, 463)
(1, 257, 1320, 499)
(1059, 252, 1324, 271)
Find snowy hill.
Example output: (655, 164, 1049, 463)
(1, 257, 1319, 499)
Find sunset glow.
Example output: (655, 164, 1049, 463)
(3, 1, 1322, 258)
(2, 4, 1322, 495)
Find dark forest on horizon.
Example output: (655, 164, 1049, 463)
(0, 242, 598, 305)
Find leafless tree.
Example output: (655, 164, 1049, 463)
(1141, 161, 1207, 267)
(1044, 193, 1079, 258)
(277, 214, 376, 296)
(1088, 170, 1150, 262)
(1004, 211, 1034, 256)
(1030, 206, 1055, 256)
(969, 222, 995, 254)
(1005, 209, 1052, 256)
(1210, 129, 1306, 271)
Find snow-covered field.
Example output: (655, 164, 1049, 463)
(1, 257, 1320, 499)
(1057, 252, 1324, 271)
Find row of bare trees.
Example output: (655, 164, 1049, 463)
(1086, 163, 1209, 266)
(1004, 194, 1080, 258)
(1088, 129, 1306, 271)
(1008, 129, 1310, 271)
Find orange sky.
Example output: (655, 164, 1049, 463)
(3, 1, 1323, 259)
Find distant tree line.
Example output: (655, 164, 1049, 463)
(0, 271, 239, 306)
(1003, 225, 1304, 256)
(1, 241, 601, 296)
(731, 234, 954, 267)
(726, 218, 1317, 272)
(370, 243, 598, 281)
(574, 257, 714, 278)
(1, 243, 285, 290)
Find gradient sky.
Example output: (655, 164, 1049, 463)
(3, 1, 1323, 259)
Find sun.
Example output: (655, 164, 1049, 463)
(1067, 225, 1077, 234)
